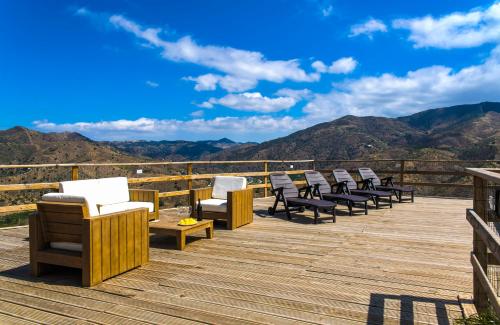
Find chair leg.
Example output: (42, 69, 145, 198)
(398, 190, 402, 203)
(348, 201, 352, 216)
(411, 191, 414, 203)
(364, 201, 368, 215)
(375, 197, 379, 209)
(268, 197, 279, 215)
(31, 261, 47, 277)
(313, 207, 319, 224)
(389, 195, 393, 208)
(283, 200, 292, 220)
(332, 208, 336, 223)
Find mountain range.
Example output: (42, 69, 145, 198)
(1, 102, 498, 166)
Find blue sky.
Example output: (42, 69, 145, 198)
(1, 0, 500, 142)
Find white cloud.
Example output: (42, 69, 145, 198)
(274, 88, 312, 100)
(312, 57, 358, 74)
(107, 14, 319, 92)
(393, 2, 500, 48)
(33, 116, 306, 142)
(184, 73, 257, 92)
(190, 110, 204, 117)
(201, 92, 299, 113)
(349, 18, 387, 38)
(321, 5, 333, 17)
(304, 45, 500, 120)
(145, 80, 159, 88)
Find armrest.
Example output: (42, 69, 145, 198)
(82, 208, 149, 286)
(189, 187, 213, 217)
(227, 188, 253, 229)
(129, 189, 159, 212)
(298, 185, 313, 199)
(380, 176, 394, 186)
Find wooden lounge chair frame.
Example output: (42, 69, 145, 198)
(30, 201, 150, 287)
(358, 168, 415, 203)
(304, 171, 368, 216)
(189, 187, 253, 230)
(268, 173, 336, 224)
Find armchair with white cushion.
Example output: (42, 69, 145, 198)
(189, 176, 253, 230)
(30, 177, 157, 286)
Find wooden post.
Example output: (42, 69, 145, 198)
(263, 161, 269, 197)
(399, 160, 405, 186)
(71, 166, 79, 180)
(186, 163, 193, 190)
(311, 160, 316, 171)
(472, 175, 489, 312)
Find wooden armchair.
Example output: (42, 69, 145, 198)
(189, 176, 253, 230)
(129, 189, 159, 221)
(30, 201, 149, 287)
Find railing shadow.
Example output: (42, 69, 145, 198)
(368, 292, 459, 325)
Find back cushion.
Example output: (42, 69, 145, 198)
(42, 192, 100, 217)
(332, 169, 357, 190)
(59, 179, 101, 213)
(96, 177, 130, 205)
(270, 173, 298, 198)
(212, 176, 247, 200)
(304, 172, 330, 194)
(358, 168, 381, 186)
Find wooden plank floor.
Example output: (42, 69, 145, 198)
(0, 197, 472, 324)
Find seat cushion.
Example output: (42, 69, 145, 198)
(212, 176, 247, 200)
(200, 198, 227, 213)
(41, 193, 100, 217)
(50, 242, 83, 252)
(99, 201, 154, 215)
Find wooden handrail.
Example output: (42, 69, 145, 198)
(467, 209, 500, 262)
(467, 168, 500, 315)
(0, 159, 498, 214)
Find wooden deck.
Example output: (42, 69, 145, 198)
(0, 197, 472, 324)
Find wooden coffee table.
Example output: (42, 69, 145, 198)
(149, 219, 213, 250)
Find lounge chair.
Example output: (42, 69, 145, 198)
(332, 169, 393, 209)
(268, 173, 336, 224)
(304, 171, 369, 215)
(190, 176, 253, 230)
(358, 167, 415, 203)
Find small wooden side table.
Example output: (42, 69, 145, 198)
(149, 219, 213, 250)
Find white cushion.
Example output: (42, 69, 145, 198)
(96, 177, 130, 205)
(50, 242, 82, 252)
(59, 179, 101, 216)
(41, 193, 100, 217)
(212, 176, 247, 200)
(200, 198, 227, 213)
(98, 201, 154, 215)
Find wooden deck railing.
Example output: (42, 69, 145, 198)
(0, 159, 498, 214)
(466, 168, 500, 315)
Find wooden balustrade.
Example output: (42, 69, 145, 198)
(466, 167, 500, 315)
(0, 159, 498, 214)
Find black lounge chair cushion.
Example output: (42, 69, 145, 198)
(350, 189, 392, 197)
(376, 185, 414, 192)
(286, 197, 335, 209)
(322, 193, 369, 202)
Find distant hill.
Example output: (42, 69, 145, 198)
(105, 138, 251, 161)
(0, 126, 136, 165)
(208, 102, 499, 161)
